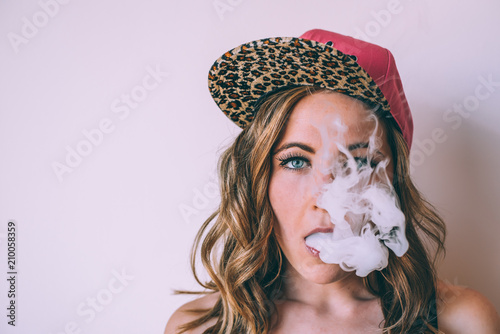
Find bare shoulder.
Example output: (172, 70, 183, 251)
(437, 280, 500, 334)
(164, 292, 219, 334)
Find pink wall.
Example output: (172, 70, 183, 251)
(1, 0, 499, 333)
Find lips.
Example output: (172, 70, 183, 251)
(305, 244, 320, 257)
(304, 227, 333, 257)
(305, 227, 333, 239)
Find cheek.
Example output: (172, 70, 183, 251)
(269, 174, 298, 252)
(268, 172, 312, 233)
(386, 160, 395, 184)
(269, 173, 304, 211)
(268, 173, 291, 227)
(377, 150, 395, 187)
(371, 159, 394, 185)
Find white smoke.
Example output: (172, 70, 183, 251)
(305, 113, 409, 277)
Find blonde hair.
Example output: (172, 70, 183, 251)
(177, 86, 446, 333)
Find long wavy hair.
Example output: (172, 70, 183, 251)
(177, 86, 446, 333)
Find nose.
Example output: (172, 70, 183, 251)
(314, 154, 336, 184)
(313, 168, 334, 186)
(310, 168, 334, 206)
(323, 171, 334, 184)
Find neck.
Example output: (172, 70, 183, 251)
(279, 263, 377, 313)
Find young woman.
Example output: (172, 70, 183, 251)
(165, 29, 500, 333)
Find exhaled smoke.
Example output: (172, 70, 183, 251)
(305, 112, 409, 277)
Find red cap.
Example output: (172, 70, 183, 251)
(300, 29, 413, 149)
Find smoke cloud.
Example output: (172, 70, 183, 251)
(305, 111, 408, 277)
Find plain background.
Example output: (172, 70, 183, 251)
(1, 0, 499, 333)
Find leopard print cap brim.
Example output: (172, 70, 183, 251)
(208, 37, 390, 128)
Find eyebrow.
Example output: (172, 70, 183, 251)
(348, 142, 386, 158)
(273, 142, 315, 155)
(273, 141, 384, 157)
(348, 142, 369, 151)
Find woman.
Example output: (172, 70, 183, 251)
(165, 29, 500, 333)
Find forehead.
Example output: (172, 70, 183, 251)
(281, 92, 378, 145)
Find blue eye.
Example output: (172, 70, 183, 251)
(287, 159, 305, 169)
(354, 157, 377, 170)
(277, 153, 310, 171)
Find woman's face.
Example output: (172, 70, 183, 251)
(268, 91, 393, 284)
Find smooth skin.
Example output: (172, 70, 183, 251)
(165, 93, 500, 334)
